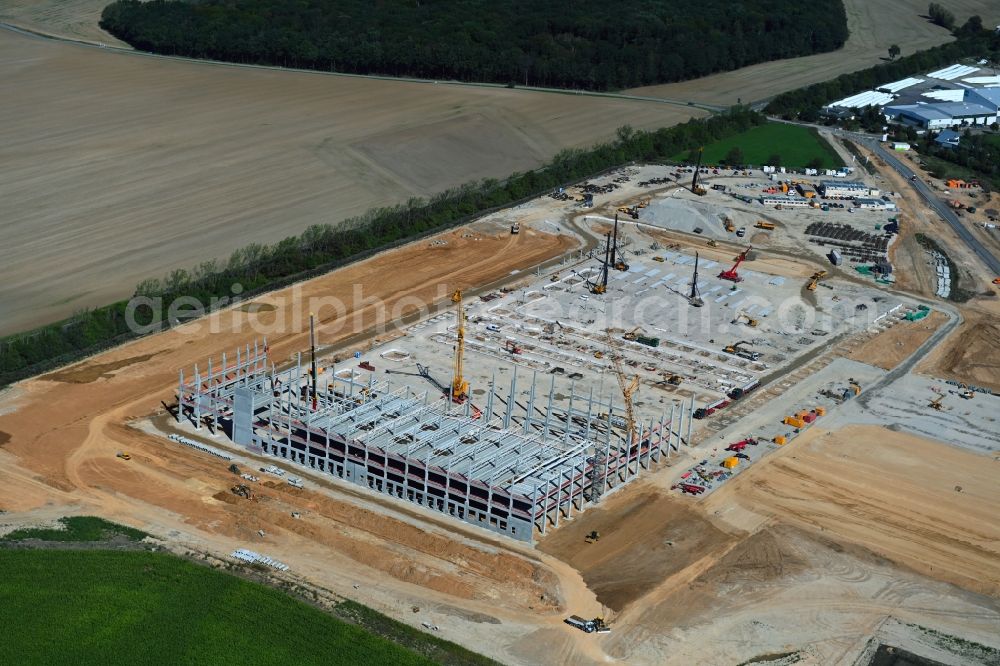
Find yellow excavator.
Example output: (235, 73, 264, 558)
(451, 290, 469, 402)
(807, 270, 828, 291)
(732, 311, 759, 327)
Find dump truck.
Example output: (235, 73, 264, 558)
(754, 221, 776, 230)
(564, 616, 611, 633)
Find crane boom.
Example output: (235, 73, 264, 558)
(451, 290, 469, 402)
(605, 331, 639, 446)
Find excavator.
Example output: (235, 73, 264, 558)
(731, 310, 759, 327)
(807, 270, 828, 291)
(723, 341, 762, 361)
(622, 326, 643, 341)
(929, 395, 946, 411)
(451, 290, 469, 403)
(585, 530, 601, 543)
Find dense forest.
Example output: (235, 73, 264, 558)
(765, 18, 999, 119)
(99, 0, 848, 90)
(0, 109, 765, 385)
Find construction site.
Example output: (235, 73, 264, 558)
(3, 134, 1000, 664)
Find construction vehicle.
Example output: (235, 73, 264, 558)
(806, 270, 828, 292)
(959, 389, 974, 399)
(849, 380, 861, 396)
(503, 339, 522, 355)
(550, 273, 560, 282)
(929, 395, 945, 411)
(228, 463, 241, 475)
(585, 530, 601, 543)
(231, 484, 255, 500)
(451, 290, 469, 402)
(590, 233, 611, 295)
(722, 341, 762, 361)
(706, 239, 718, 248)
(731, 311, 759, 327)
(755, 221, 776, 230)
(637, 198, 650, 208)
(565, 615, 611, 634)
(622, 326, 642, 341)
(116, 452, 131, 461)
(992, 277, 1000, 285)
(610, 214, 629, 271)
(691, 147, 707, 196)
(652, 256, 665, 262)
(718, 246, 752, 283)
(689, 252, 704, 307)
(510, 223, 520, 234)
(724, 218, 736, 233)
(606, 331, 640, 452)
(678, 483, 706, 495)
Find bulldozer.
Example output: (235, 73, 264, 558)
(585, 530, 601, 543)
(707, 239, 718, 248)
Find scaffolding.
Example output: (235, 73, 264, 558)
(176, 340, 687, 542)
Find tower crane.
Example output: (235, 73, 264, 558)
(718, 245, 752, 283)
(451, 290, 469, 402)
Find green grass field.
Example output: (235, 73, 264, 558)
(0, 550, 443, 666)
(672, 122, 844, 169)
(2, 516, 148, 542)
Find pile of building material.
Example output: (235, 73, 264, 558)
(231, 549, 289, 571)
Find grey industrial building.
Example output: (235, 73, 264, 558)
(176, 340, 680, 542)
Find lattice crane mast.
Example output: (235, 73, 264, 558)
(451, 289, 469, 402)
(605, 331, 640, 447)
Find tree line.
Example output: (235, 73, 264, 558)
(765, 18, 998, 120)
(98, 0, 848, 91)
(0, 109, 766, 386)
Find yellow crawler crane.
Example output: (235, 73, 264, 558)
(451, 290, 469, 402)
(605, 331, 640, 448)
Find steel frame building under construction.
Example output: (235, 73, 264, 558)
(177, 340, 690, 542)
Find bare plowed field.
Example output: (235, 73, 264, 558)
(627, 0, 1000, 105)
(0, 27, 699, 335)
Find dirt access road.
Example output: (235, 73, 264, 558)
(0, 225, 603, 664)
(0, 25, 700, 335)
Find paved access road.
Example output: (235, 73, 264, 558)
(840, 130, 1000, 277)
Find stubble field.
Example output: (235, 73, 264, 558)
(0, 27, 699, 335)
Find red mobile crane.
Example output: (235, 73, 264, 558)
(718, 245, 752, 283)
